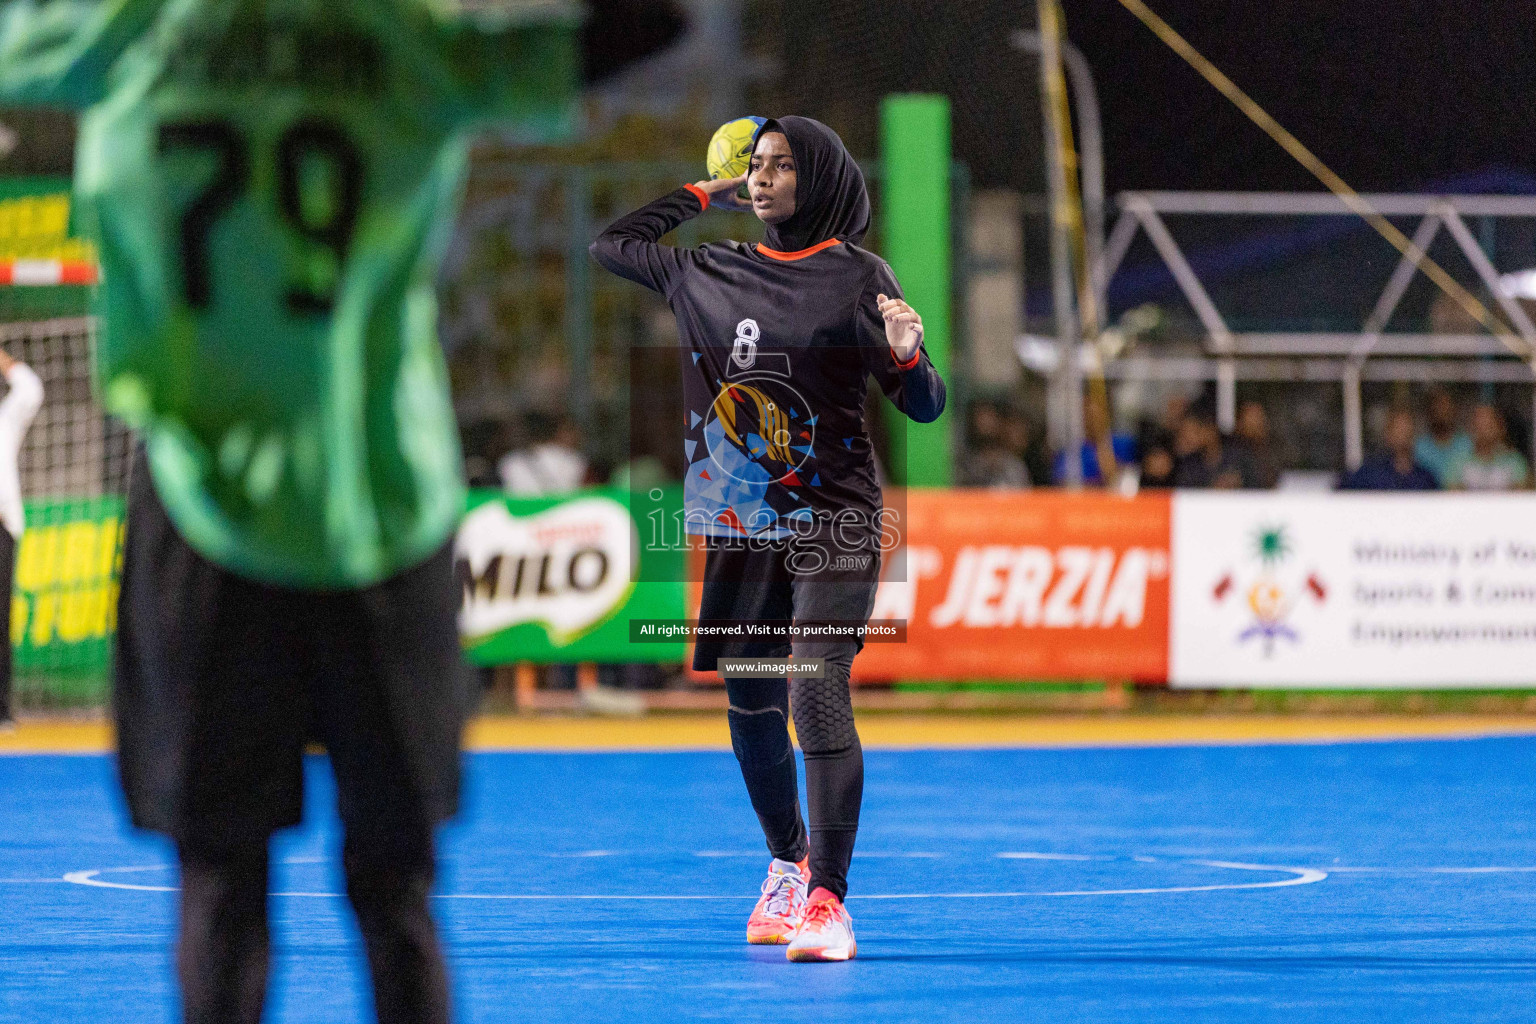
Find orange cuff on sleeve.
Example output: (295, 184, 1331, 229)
(892, 344, 922, 371)
(683, 183, 708, 209)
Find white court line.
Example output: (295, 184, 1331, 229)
(42, 849, 1536, 900)
(1319, 865, 1536, 874)
(863, 861, 1328, 898)
(59, 858, 1536, 897)
(694, 850, 943, 859)
(57, 857, 1329, 899)
(63, 869, 174, 893)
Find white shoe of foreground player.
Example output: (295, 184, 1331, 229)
(747, 857, 809, 944)
(786, 887, 856, 962)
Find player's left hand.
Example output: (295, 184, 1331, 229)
(877, 294, 923, 363)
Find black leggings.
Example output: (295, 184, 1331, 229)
(175, 833, 449, 1024)
(726, 641, 863, 901)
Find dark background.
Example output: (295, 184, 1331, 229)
(754, 0, 1536, 193)
(10, 1, 1532, 195)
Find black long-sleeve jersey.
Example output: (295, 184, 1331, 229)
(590, 185, 946, 541)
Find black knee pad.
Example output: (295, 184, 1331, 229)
(726, 679, 794, 773)
(345, 865, 433, 910)
(177, 839, 270, 887)
(341, 826, 436, 894)
(789, 651, 858, 755)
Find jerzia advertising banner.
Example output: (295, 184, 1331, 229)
(455, 487, 687, 665)
(852, 489, 1172, 682)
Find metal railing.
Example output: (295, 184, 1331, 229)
(1097, 191, 1536, 468)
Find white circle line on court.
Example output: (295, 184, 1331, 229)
(59, 857, 1330, 898)
(63, 869, 175, 892)
(1339, 864, 1536, 875)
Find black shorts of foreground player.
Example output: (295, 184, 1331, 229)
(114, 451, 469, 1023)
(591, 116, 945, 960)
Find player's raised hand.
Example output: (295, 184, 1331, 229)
(692, 174, 750, 211)
(877, 294, 923, 362)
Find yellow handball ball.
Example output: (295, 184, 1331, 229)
(706, 116, 767, 198)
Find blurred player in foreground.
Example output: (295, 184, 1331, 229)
(0, 1, 584, 1020)
(0, 349, 41, 730)
(591, 117, 945, 961)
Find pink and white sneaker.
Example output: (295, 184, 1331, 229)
(786, 887, 857, 962)
(746, 857, 810, 945)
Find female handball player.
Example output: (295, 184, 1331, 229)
(591, 116, 945, 961)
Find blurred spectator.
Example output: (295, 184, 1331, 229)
(499, 410, 590, 496)
(1171, 402, 1243, 489)
(1339, 407, 1438, 490)
(1137, 394, 1188, 489)
(1017, 411, 1054, 488)
(1001, 407, 1034, 481)
(1140, 446, 1175, 488)
(1414, 387, 1472, 487)
(1053, 395, 1136, 486)
(0, 350, 41, 730)
(464, 454, 499, 489)
(462, 419, 512, 488)
(1444, 404, 1531, 490)
(959, 398, 1029, 488)
(1232, 401, 1280, 489)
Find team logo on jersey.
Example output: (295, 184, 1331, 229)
(685, 316, 818, 536)
(705, 378, 817, 487)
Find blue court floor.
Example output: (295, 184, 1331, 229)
(4, 737, 1536, 1023)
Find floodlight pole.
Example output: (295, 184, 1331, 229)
(1012, 29, 1105, 303)
(1034, 1, 1084, 487)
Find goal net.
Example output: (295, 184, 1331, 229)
(0, 303, 130, 715)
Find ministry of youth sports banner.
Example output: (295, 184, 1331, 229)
(1170, 492, 1536, 687)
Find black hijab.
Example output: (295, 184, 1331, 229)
(757, 116, 871, 252)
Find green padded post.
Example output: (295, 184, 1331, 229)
(879, 94, 953, 486)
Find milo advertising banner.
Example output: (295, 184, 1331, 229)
(456, 487, 687, 664)
(12, 486, 682, 699)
